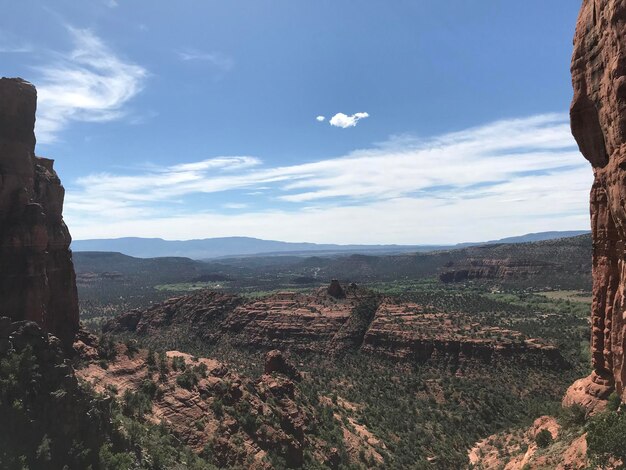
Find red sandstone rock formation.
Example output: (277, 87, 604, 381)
(0, 78, 78, 348)
(566, 0, 626, 407)
(327, 279, 346, 298)
(77, 345, 334, 468)
(107, 288, 566, 368)
(439, 258, 554, 283)
(264, 349, 303, 381)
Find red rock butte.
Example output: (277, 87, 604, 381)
(566, 0, 626, 409)
(0, 77, 78, 348)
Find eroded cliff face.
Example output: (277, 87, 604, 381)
(0, 78, 78, 348)
(566, 0, 626, 406)
(105, 285, 566, 368)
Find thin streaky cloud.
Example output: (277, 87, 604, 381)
(65, 113, 591, 243)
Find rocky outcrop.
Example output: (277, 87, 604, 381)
(264, 349, 303, 381)
(0, 317, 114, 468)
(439, 258, 556, 283)
(327, 279, 346, 298)
(0, 78, 78, 348)
(567, 0, 626, 406)
(77, 344, 338, 468)
(361, 301, 567, 368)
(468, 416, 588, 470)
(107, 287, 566, 368)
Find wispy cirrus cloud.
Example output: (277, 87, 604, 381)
(34, 27, 147, 143)
(176, 48, 234, 71)
(65, 113, 592, 244)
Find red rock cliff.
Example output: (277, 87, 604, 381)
(568, 0, 626, 406)
(0, 78, 78, 348)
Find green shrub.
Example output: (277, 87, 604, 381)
(587, 410, 626, 466)
(211, 399, 224, 417)
(607, 391, 621, 412)
(98, 335, 117, 361)
(559, 404, 587, 428)
(535, 428, 552, 448)
(176, 369, 198, 390)
(172, 356, 186, 371)
(194, 362, 208, 378)
(146, 349, 157, 372)
(124, 339, 139, 358)
(122, 389, 152, 417)
(139, 379, 158, 399)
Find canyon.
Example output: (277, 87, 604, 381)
(3, 0, 625, 466)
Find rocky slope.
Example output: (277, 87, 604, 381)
(105, 283, 566, 368)
(77, 345, 339, 468)
(0, 318, 115, 468)
(0, 78, 78, 348)
(564, 0, 626, 410)
(468, 416, 588, 470)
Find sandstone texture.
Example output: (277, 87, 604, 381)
(467, 416, 589, 470)
(264, 349, 303, 381)
(439, 257, 557, 283)
(566, 0, 626, 406)
(0, 78, 78, 348)
(361, 301, 566, 367)
(106, 282, 566, 368)
(77, 342, 340, 468)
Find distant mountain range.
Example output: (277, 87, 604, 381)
(70, 230, 590, 260)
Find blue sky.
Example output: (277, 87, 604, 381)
(1, 0, 589, 243)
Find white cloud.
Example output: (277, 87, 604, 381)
(65, 113, 592, 244)
(316, 115, 325, 122)
(34, 27, 147, 143)
(329, 112, 369, 128)
(222, 203, 249, 210)
(177, 49, 234, 71)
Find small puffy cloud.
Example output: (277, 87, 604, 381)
(329, 112, 369, 128)
(316, 115, 325, 122)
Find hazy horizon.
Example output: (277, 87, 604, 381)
(70, 229, 590, 245)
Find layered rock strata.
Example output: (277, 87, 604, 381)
(0, 78, 78, 348)
(567, 0, 626, 405)
(106, 284, 566, 368)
